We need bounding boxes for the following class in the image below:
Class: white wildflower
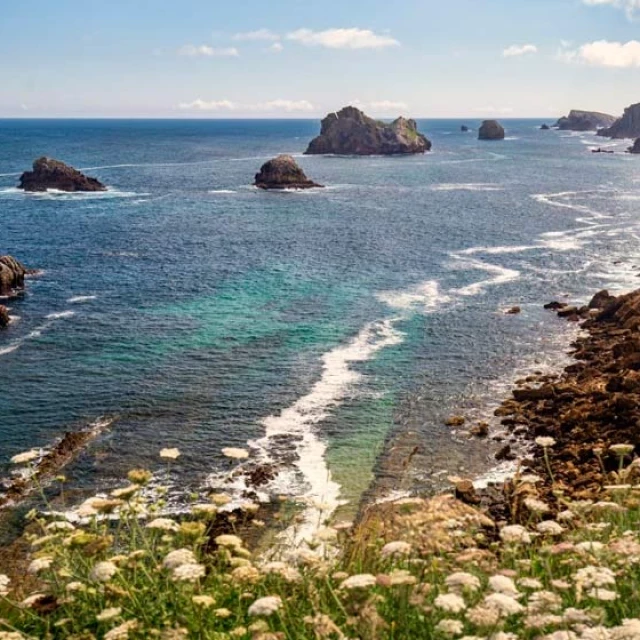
[172,563,205,583]
[28,557,53,574]
[45,521,75,532]
[518,578,543,589]
[97,607,121,622]
[574,566,616,589]
[340,574,376,590]
[163,548,197,570]
[445,572,481,593]
[535,437,556,448]
[575,541,604,553]
[215,534,244,549]
[434,593,467,613]
[192,595,216,608]
[537,521,565,536]
[588,588,618,601]
[104,620,138,640]
[611,619,640,639]
[380,541,412,558]
[581,627,613,640]
[489,574,519,597]
[524,497,550,514]
[609,444,634,456]
[528,591,562,613]
[436,619,464,636]
[146,518,179,532]
[248,595,282,617]
[500,525,531,544]
[0,574,9,596]
[90,561,118,582]
[483,593,524,615]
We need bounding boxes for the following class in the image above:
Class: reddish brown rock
[0,305,9,328]
[18,157,106,192]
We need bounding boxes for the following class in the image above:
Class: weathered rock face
[629,138,640,154]
[0,305,9,328]
[305,106,431,155]
[0,256,29,297]
[554,110,617,132]
[598,103,640,139]
[254,155,323,190]
[18,157,106,192]
[478,120,505,140]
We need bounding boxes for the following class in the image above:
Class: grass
[2,444,640,639]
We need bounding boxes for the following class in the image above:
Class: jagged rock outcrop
[254,155,323,190]
[461,125,470,132]
[305,106,431,155]
[540,124,550,130]
[478,120,505,140]
[0,256,29,297]
[598,103,640,139]
[628,138,640,154]
[554,110,617,132]
[0,305,9,328]
[18,157,106,192]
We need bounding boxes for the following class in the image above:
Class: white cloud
[560,39,640,67]
[178,99,314,113]
[233,29,280,41]
[178,45,239,57]
[369,100,409,111]
[268,42,284,53]
[502,44,538,57]
[582,0,640,18]
[286,28,399,50]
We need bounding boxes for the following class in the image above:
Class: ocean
[1,118,638,538]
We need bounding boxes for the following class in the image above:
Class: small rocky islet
[554,109,617,132]
[478,120,505,140]
[254,155,323,190]
[0,255,33,328]
[304,105,431,155]
[18,157,106,193]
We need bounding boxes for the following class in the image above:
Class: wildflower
[172,563,205,583]
[380,541,412,558]
[230,628,248,638]
[525,614,563,629]
[180,521,206,538]
[248,595,282,617]
[0,574,9,596]
[193,504,218,515]
[46,520,75,532]
[434,593,466,613]
[28,557,53,574]
[146,518,179,532]
[500,525,531,544]
[609,444,634,456]
[588,588,618,601]
[528,591,562,613]
[91,498,124,514]
[340,574,377,590]
[215,534,244,549]
[192,595,216,608]
[387,569,417,586]
[574,566,616,589]
[537,521,565,536]
[127,469,152,484]
[445,572,481,593]
[104,620,138,640]
[524,497,550,514]
[66,581,86,592]
[222,447,249,459]
[591,501,626,513]
[575,541,604,553]
[210,493,232,506]
[231,565,261,584]
[160,448,180,459]
[0,633,25,640]
[314,526,338,542]
[215,608,232,618]
[90,561,118,582]
[483,593,524,615]
[10,449,40,464]
[163,549,197,569]
[539,633,577,640]
[436,619,464,636]
[562,608,594,624]
[581,628,613,640]
[111,485,139,499]
[557,510,576,522]
[551,579,571,590]
[489,575,519,597]
[611,619,640,639]
[518,578,543,589]
[466,605,502,627]
[97,607,122,622]
[535,437,556,448]
[20,593,46,608]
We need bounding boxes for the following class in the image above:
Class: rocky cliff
[305,106,431,155]
[478,120,505,140]
[18,157,106,192]
[629,138,640,154]
[598,103,640,139]
[0,256,29,297]
[554,110,617,132]
[254,155,323,190]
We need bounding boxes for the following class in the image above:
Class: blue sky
[1,0,639,118]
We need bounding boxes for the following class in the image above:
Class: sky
[1,0,640,118]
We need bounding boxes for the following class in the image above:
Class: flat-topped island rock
[478,120,505,140]
[554,110,617,132]
[18,157,106,192]
[254,155,323,190]
[305,106,431,155]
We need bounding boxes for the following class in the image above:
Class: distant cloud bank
[560,39,640,67]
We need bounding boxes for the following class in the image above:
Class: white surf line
[0,311,76,358]
[250,317,404,549]
[67,295,97,304]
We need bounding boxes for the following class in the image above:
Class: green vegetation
[2,444,640,639]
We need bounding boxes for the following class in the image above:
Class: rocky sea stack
[554,110,617,132]
[629,138,640,154]
[0,256,30,298]
[540,124,550,130]
[254,155,323,190]
[305,106,431,155]
[599,102,640,139]
[0,305,9,328]
[18,157,106,192]
[478,120,505,140]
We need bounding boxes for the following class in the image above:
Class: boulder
[254,155,323,190]
[305,106,431,155]
[629,138,640,154]
[505,306,521,315]
[554,110,617,132]
[478,120,505,140]
[598,103,640,139]
[588,289,615,310]
[445,415,465,427]
[0,305,9,328]
[0,256,29,297]
[544,301,568,311]
[18,157,106,192]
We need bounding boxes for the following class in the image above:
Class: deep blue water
[1,118,639,521]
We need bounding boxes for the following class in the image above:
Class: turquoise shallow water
[1,119,639,523]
